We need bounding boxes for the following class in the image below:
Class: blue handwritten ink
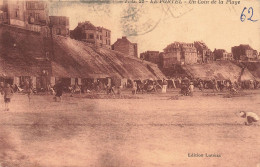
[241,7,258,22]
[247,7,258,22]
[240,7,246,22]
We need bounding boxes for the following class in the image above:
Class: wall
[113,39,130,56]
[50,16,70,37]
[4,0,49,32]
[0,24,52,77]
[162,53,179,68]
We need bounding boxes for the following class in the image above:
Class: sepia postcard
[0,0,259,166]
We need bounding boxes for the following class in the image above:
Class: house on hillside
[70,21,111,49]
[112,36,138,57]
[0,9,7,24]
[194,41,214,63]
[49,16,70,37]
[162,42,197,67]
[253,50,259,60]
[0,10,3,24]
[162,43,182,68]
[232,44,258,61]
[213,49,233,61]
[181,43,198,64]
[2,0,49,33]
[140,51,160,65]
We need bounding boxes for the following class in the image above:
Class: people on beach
[212,79,219,92]
[107,84,115,95]
[132,81,137,95]
[53,80,63,102]
[239,111,259,126]
[24,78,33,102]
[198,80,204,91]
[2,83,14,111]
[162,78,168,93]
[171,78,176,89]
[0,82,4,109]
[189,82,194,96]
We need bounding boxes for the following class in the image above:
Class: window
[59,18,66,25]
[100,35,102,40]
[56,28,61,35]
[89,34,94,39]
[46,52,49,59]
[35,13,40,20]
[15,10,19,18]
[34,3,38,9]
[82,33,87,39]
[26,2,44,10]
[38,2,44,9]
[27,2,35,9]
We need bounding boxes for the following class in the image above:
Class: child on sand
[3,83,14,111]
[239,111,259,126]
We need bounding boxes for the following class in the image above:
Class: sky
[1,0,260,54]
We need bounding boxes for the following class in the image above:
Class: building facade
[70,21,111,49]
[213,49,233,61]
[162,42,197,68]
[232,44,258,61]
[194,41,214,63]
[112,36,138,57]
[163,42,182,67]
[49,16,70,37]
[0,10,4,24]
[2,0,49,33]
[181,43,198,64]
[0,8,8,24]
[159,52,178,69]
[140,51,160,65]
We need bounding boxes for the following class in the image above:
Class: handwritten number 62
[241,7,258,22]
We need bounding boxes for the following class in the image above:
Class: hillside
[240,62,260,79]
[52,35,165,79]
[0,24,165,80]
[0,24,51,77]
[183,61,256,81]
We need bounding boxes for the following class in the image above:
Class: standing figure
[180,83,188,96]
[162,79,168,93]
[54,80,63,102]
[0,82,4,109]
[189,82,194,96]
[212,79,218,92]
[3,84,14,111]
[172,78,176,89]
[239,111,259,126]
[198,80,204,91]
[132,81,137,95]
[24,78,33,102]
